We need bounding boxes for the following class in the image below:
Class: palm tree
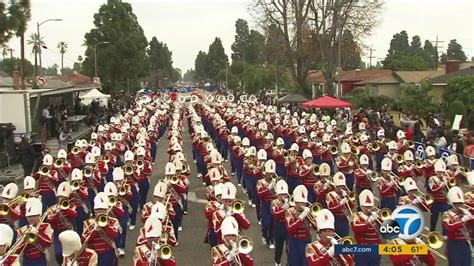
[57,41,68,75]
[9,0,31,89]
[27,33,45,76]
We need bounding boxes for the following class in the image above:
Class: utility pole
[368,47,376,69]
[429,35,444,70]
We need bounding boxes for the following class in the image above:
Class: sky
[5,0,474,73]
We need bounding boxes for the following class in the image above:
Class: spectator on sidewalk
[17,135,41,176]
[41,104,52,137]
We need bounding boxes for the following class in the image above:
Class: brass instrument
[413,192,434,212]
[368,172,379,182]
[124,164,134,176]
[89,140,96,146]
[237,236,253,254]
[419,230,447,260]
[39,165,50,176]
[351,146,360,156]
[109,196,117,207]
[305,202,322,226]
[58,199,70,210]
[369,142,381,152]
[329,146,338,155]
[333,234,356,245]
[370,207,392,222]
[102,154,110,163]
[83,167,93,178]
[395,154,404,165]
[351,136,359,143]
[310,165,319,176]
[407,140,415,149]
[0,196,27,216]
[71,146,80,154]
[166,175,179,185]
[416,160,425,169]
[157,243,173,260]
[54,159,64,168]
[282,150,289,158]
[397,176,406,187]
[71,180,82,190]
[137,159,144,168]
[231,199,244,214]
[202,136,210,142]
[118,183,130,196]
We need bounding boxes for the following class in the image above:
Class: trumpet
[282,150,289,158]
[89,140,96,146]
[166,175,179,185]
[108,196,117,207]
[39,165,50,176]
[118,183,130,196]
[124,164,134,176]
[237,236,253,254]
[54,159,64,168]
[416,160,425,169]
[71,146,80,154]
[83,167,93,178]
[328,145,338,155]
[231,199,244,214]
[406,140,415,149]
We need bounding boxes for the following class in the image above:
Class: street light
[37,18,62,75]
[94,41,110,78]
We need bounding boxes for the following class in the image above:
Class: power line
[429,35,444,70]
[368,47,376,69]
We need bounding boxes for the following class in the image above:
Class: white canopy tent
[80,88,110,107]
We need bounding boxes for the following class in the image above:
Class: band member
[299,149,317,203]
[18,198,53,266]
[398,150,423,180]
[103,182,126,256]
[67,141,86,169]
[286,185,317,266]
[164,162,187,239]
[242,147,258,207]
[48,181,78,264]
[70,168,90,236]
[335,142,356,191]
[271,180,290,266]
[32,154,59,210]
[0,183,21,231]
[211,216,254,266]
[379,158,399,211]
[213,182,251,244]
[54,149,71,182]
[443,186,473,266]
[313,163,332,208]
[59,230,98,266]
[285,143,303,193]
[206,168,223,201]
[429,160,451,234]
[136,203,177,247]
[354,154,372,195]
[351,190,381,266]
[446,154,466,184]
[423,146,437,192]
[321,134,335,175]
[142,182,176,224]
[257,160,277,249]
[136,146,152,209]
[389,236,436,266]
[82,193,120,265]
[123,150,140,230]
[205,183,224,247]
[0,224,19,265]
[134,217,177,266]
[399,177,432,211]
[327,172,355,237]
[306,209,354,266]
[113,167,132,255]
[19,176,39,227]
[273,137,287,178]
[374,129,387,171]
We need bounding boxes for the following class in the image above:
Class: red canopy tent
[302,95,352,108]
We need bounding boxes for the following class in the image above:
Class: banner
[470,157,474,170]
[438,148,452,161]
[414,142,425,160]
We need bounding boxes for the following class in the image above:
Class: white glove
[368,213,378,224]
[412,197,421,204]
[268,181,275,190]
[299,207,310,220]
[327,245,335,257]
[152,241,161,251]
[340,198,348,205]
[349,161,354,167]
[226,209,234,217]
[330,237,338,245]
[94,223,101,231]
[225,249,238,261]
[29,226,38,234]
[324,181,331,189]
[461,214,473,223]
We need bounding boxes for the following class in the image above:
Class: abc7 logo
[379,205,424,240]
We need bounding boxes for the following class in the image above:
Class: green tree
[194,51,208,81]
[247,30,265,64]
[206,37,228,81]
[399,82,440,116]
[383,31,430,70]
[61,67,73,75]
[57,41,68,74]
[340,30,362,70]
[8,0,31,89]
[83,0,148,92]
[445,39,467,62]
[0,57,33,76]
[0,1,30,45]
[170,68,181,83]
[423,40,437,70]
[147,36,174,88]
[409,35,423,55]
[444,76,474,109]
[44,64,59,76]
[73,55,83,73]
[231,19,249,61]
[182,69,196,82]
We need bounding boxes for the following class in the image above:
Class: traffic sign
[36,76,47,86]
[93,77,101,85]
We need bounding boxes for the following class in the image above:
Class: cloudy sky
[5,0,473,73]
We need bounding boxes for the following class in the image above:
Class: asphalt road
[117,111,448,265]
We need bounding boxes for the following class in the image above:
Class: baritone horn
[231,199,244,213]
[237,236,253,254]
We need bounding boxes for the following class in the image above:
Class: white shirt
[42,108,52,119]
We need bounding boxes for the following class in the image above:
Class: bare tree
[254,0,382,95]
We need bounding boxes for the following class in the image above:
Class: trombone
[328,145,338,155]
[351,146,360,156]
[406,140,415,149]
[39,165,50,176]
[395,154,404,165]
[71,146,80,154]
[311,164,320,176]
[231,199,244,214]
[333,234,356,245]
[237,236,253,254]
[414,191,434,211]
[54,159,64,168]
[419,230,447,260]
[370,207,392,223]
[369,142,381,152]
[136,159,144,168]
[0,196,27,216]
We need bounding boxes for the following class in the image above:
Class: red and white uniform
[136,221,177,247]
[306,240,353,266]
[134,242,176,266]
[212,209,250,244]
[285,207,315,241]
[82,217,120,255]
[351,212,380,245]
[18,223,53,260]
[32,168,59,195]
[389,238,435,266]
[211,243,254,266]
[63,248,98,266]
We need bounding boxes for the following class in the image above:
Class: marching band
[0,91,471,266]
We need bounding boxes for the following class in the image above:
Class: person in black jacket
[17,135,40,176]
